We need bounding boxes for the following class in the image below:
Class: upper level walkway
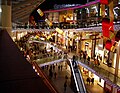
[13,24,120,33]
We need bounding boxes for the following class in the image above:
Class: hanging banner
[100,0,108,5]
[45,18,53,27]
[105,40,112,51]
[102,18,110,38]
[37,9,44,17]
[55,27,64,35]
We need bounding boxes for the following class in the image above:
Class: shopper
[64,81,67,92]
[60,65,63,71]
[83,52,86,63]
[87,56,90,65]
[86,77,90,85]
[54,72,57,79]
[65,75,68,82]
[91,78,94,84]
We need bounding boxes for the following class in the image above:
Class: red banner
[102,18,110,38]
[105,40,112,51]
[100,0,108,5]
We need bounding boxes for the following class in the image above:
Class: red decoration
[102,18,114,38]
[102,18,110,37]
[109,21,114,31]
[105,40,112,50]
[100,0,108,5]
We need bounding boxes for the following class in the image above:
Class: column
[76,36,79,54]
[1,0,12,36]
[114,41,120,83]
[55,32,58,44]
[79,32,82,59]
[109,0,114,22]
[65,30,69,51]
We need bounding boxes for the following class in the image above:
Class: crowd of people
[86,77,94,85]
[41,62,70,92]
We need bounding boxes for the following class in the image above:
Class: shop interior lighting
[37,73,40,76]
[0,7,2,13]
[113,9,118,17]
[114,7,119,10]
[86,8,90,13]
[35,69,37,72]
[91,6,98,12]
[33,66,35,69]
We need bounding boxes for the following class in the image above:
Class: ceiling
[11,0,119,25]
[12,0,44,25]
[11,0,89,25]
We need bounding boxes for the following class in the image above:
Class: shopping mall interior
[0,0,120,93]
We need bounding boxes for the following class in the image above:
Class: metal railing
[78,58,120,86]
[32,62,59,93]
[13,17,120,30]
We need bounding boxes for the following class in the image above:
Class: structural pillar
[76,36,79,54]
[0,0,12,36]
[55,32,58,44]
[101,4,105,18]
[79,32,82,59]
[109,0,114,22]
[114,41,120,83]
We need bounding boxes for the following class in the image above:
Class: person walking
[87,56,90,65]
[60,65,63,71]
[86,77,91,85]
[64,81,67,92]
[91,78,94,84]
[65,75,68,82]
[54,72,57,79]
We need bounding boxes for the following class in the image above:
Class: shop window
[90,5,98,17]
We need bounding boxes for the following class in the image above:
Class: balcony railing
[13,17,120,30]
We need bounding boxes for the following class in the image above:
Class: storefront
[80,66,105,88]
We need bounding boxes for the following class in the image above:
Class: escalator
[68,58,87,93]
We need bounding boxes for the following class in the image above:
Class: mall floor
[42,61,105,93]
